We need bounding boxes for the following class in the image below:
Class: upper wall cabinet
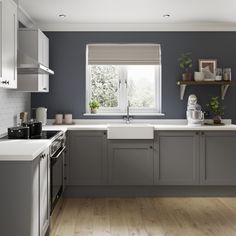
[0,0,17,89]
[17,29,50,92]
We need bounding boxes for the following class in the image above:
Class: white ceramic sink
[107,124,154,139]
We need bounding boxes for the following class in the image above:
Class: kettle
[36,107,47,125]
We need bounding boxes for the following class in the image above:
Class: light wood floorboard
[50,198,236,236]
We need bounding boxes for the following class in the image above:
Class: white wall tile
[0,88,30,135]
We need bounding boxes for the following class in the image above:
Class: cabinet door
[38,75,49,92]
[0,0,17,88]
[157,132,199,185]
[108,140,154,185]
[200,131,236,185]
[38,31,49,92]
[0,1,2,82]
[39,148,50,236]
[17,29,49,92]
[68,131,107,185]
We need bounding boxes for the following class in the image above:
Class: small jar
[215,68,222,81]
[55,114,63,124]
[64,114,73,124]
[223,68,231,81]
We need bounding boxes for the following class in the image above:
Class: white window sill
[83,113,165,116]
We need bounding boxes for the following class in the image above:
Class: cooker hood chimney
[17,50,54,75]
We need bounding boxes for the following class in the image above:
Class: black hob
[30,130,60,139]
[1,130,61,140]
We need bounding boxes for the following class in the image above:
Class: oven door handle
[51,146,66,159]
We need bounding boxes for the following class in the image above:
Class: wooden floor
[50,197,236,236]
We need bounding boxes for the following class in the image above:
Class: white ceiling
[18,0,236,31]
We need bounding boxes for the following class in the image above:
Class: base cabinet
[200,131,236,185]
[68,131,107,185]
[156,132,200,185]
[0,148,50,236]
[108,140,154,185]
[66,130,236,188]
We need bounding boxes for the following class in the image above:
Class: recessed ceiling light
[163,14,170,18]
[59,14,66,18]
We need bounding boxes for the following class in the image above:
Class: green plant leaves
[178,52,193,72]
[89,99,100,109]
[206,96,224,116]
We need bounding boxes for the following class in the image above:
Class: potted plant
[178,52,193,81]
[206,96,224,124]
[89,100,100,114]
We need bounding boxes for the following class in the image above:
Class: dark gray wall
[31,32,236,121]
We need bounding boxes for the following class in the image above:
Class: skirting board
[64,186,236,198]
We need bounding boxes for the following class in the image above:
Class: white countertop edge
[154,125,236,131]
[0,141,51,161]
[68,125,236,131]
[43,121,236,132]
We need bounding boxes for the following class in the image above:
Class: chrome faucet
[123,102,132,123]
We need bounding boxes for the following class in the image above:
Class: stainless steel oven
[50,131,66,214]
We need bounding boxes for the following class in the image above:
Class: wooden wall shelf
[177,80,236,100]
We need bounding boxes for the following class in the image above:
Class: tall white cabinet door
[39,148,50,236]
[0,0,17,88]
[0,1,2,81]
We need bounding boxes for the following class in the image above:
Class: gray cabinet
[67,130,236,188]
[0,0,17,88]
[0,148,50,236]
[156,131,200,185]
[200,131,236,185]
[108,140,154,185]
[68,131,107,185]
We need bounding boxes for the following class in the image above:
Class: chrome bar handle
[51,146,66,159]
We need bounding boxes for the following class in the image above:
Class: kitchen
[1,0,236,235]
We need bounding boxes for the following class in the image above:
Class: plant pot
[91,108,97,114]
[182,72,192,81]
[213,115,221,124]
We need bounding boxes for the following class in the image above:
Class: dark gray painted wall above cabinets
[31,32,236,121]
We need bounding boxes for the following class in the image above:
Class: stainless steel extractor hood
[17,50,54,75]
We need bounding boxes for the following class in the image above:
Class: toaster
[8,126,30,139]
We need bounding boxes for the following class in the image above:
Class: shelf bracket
[221,84,229,100]
[180,84,187,100]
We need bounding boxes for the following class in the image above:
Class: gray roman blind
[87,44,161,65]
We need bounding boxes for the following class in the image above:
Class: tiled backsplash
[0,88,30,135]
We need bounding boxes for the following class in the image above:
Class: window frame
[86,64,162,114]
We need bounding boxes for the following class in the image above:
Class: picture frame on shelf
[199,59,217,80]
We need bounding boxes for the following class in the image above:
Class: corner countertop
[1,119,236,161]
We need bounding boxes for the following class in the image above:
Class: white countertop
[0,139,51,161]
[43,124,108,131]
[1,119,236,161]
[153,124,236,131]
[43,123,236,131]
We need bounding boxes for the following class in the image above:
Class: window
[86,44,161,114]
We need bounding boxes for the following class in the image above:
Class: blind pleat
[87,44,161,65]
